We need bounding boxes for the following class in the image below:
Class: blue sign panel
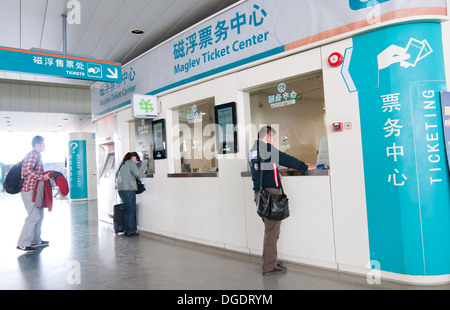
[68,140,88,200]
[0,46,122,83]
[342,23,450,276]
[0,162,3,185]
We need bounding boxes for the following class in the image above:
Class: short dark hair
[258,126,276,140]
[31,135,44,147]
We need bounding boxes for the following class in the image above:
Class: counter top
[240,169,329,177]
[147,171,327,178]
[167,173,219,178]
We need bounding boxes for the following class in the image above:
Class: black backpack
[4,153,39,194]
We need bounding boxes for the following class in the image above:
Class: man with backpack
[16,136,50,252]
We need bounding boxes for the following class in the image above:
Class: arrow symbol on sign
[341,47,356,92]
[106,68,118,79]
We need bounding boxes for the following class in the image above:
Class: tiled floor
[1,192,449,290]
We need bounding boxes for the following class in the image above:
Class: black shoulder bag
[135,178,145,194]
[256,157,290,221]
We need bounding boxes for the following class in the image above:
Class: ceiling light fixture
[131,29,144,35]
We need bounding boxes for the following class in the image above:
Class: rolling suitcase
[113,203,124,234]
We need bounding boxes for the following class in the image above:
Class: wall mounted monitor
[214,102,238,154]
[152,119,167,159]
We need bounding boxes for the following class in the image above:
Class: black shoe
[125,232,139,237]
[17,246,36,252]
[262,265,287,276]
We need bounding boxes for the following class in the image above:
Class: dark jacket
[248,140,308,192]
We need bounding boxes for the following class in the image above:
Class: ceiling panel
[0,1,21,48]
[115,0,180,63]
[91,0,150,61]
[39,0,67,51]
[64,0,100,55]
[75,0,126,57]
[20,0,47,50]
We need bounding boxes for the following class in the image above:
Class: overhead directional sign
[0,45,122,83]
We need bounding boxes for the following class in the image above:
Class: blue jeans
[118,190,137,234]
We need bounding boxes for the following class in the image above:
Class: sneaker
[31,241,49,247]
[17,246,36,252]
[262,265,287,276]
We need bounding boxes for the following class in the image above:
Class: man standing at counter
[248,126,316,276]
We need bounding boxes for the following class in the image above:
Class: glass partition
[135,118,155,176]
[172,99,218,173]
[249,71,328,168]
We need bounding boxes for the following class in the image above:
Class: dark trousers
[118,190,137,234]
[254,188,282,273]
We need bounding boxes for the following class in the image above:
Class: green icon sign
[139,99,154,113]
[133,94,158,119]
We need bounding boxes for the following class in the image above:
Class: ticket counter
[124,48,338,267]
[91,1,450,284]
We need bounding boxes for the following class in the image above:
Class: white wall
[321,40,371,272]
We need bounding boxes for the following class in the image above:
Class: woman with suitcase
[115,152,141,236]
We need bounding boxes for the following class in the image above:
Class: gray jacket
[115,159,141,191]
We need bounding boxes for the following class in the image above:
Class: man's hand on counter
[307,164,317,170]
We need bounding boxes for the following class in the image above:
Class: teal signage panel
[0,162,3,184]
[0,46,122,83]
[68,140,88,200]
[343,23,450,276]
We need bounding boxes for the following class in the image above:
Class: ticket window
[135,118,155,176]
[249,71,328,168]
[172,99,218,173]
